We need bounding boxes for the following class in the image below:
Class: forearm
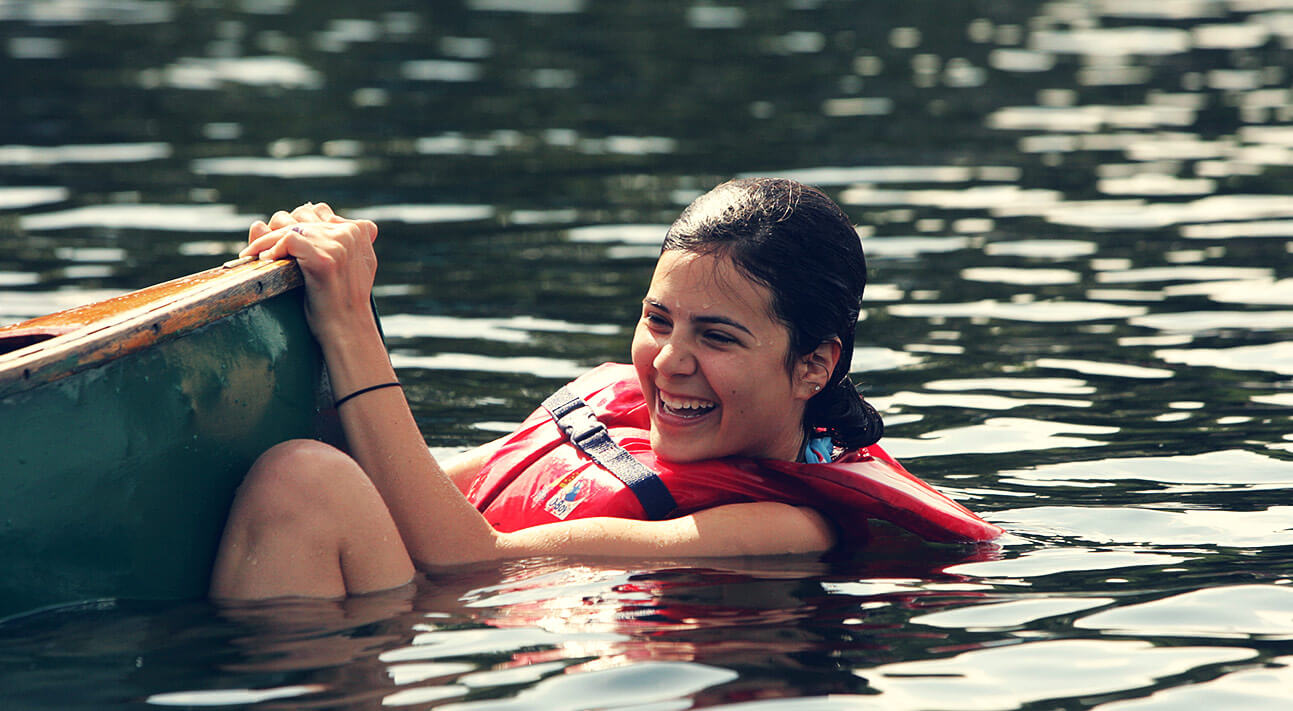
[493,502,835,560]
[319,316,502,566]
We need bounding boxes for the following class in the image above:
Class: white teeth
[660,393,715,414]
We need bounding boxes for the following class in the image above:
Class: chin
[649,431,709,464]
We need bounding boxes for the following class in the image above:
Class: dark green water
[2,1,1292,708]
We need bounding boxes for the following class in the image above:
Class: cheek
[629,325,656,369]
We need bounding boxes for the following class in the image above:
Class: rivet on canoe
[151,323,161,333]
[22,368,30,379]
[255,281,264,294]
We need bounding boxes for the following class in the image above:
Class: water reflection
[857,639,1255,711]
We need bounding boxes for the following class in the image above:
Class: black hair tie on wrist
[334,381,402,408]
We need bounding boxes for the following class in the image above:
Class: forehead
[647,250,776,321]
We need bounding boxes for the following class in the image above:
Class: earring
[813,384,822,392]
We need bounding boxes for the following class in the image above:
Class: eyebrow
[643,298,755,336]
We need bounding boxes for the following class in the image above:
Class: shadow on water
[1,0,1292,708]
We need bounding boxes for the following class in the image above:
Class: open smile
[657,391,717,420]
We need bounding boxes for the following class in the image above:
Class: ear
[794,337,842,400]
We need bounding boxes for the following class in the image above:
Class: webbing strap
[542,387,677,520]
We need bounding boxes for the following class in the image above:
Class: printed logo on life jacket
[542,471,591,520]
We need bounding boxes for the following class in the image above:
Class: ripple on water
[380,313,618,343]
[388,352,587,380]
[565,224,669,244]
[0,143,171,165]
[147,684,326,707]
[401,59,484,83]
[910,596,1115,630]
[1095,265,1271,284]
[1164,277,1293,306]
[850,346,923,372]
[1075,584,1293,639]
[923,377,1095,396]
[858,236,972,257]
[990,505,1293,547]
[18,204,261,233]
[945,548,1193,580]
[1034,358,1174,379]
[1097,655,1293,711]
[873,391,1090,412]
[1182,219,1293,239]
[856,639,1253,711]
[423,661,737,711]
[998,449,1293,491]
[191,156,361,178]
[1130,310,1293,332]
[1157,340,1293,375]
[982,239,1097,259]
[148,56,322,90]
[354,203,497,224]
[0,186,69,210]
[888,300,1149,323]
[959,267,1082,285]
[880,417,1118,458]
[379,626,623,664]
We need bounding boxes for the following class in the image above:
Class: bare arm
[440,436,507,494]
[241,204,834,569]
[494,502,835,560]
[242,204,501,565]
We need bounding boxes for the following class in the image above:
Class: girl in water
[211,178,996,600]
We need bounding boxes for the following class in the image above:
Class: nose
[653,339,696,378]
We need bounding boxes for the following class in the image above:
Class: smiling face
[630,249,818,463]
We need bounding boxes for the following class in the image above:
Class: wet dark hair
[661,177,883,451]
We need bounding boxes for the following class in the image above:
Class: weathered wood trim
[0,259,304,398]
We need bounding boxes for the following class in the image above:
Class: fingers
[250,226,318,262]
[313,202,337,221]
[239,221,372,260]
[248,220,271,243]
[240,227,293,259]
[266,210,296,231]
[291,202,332,223]
[244,203,374,255]
[263,202,326,233]
[255,229,301,262]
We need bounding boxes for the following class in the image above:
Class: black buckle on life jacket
[554,404,608,448]
[541,386,677,520]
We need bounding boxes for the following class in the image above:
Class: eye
[643,311,671,330]
[703,330,739,345]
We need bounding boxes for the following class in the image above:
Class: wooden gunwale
[0,258,303,399]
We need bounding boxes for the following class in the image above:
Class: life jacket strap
[542,387,678,520]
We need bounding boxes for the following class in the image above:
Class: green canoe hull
[0,261,330,619]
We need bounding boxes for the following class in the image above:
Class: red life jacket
[466,363,1001,543]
